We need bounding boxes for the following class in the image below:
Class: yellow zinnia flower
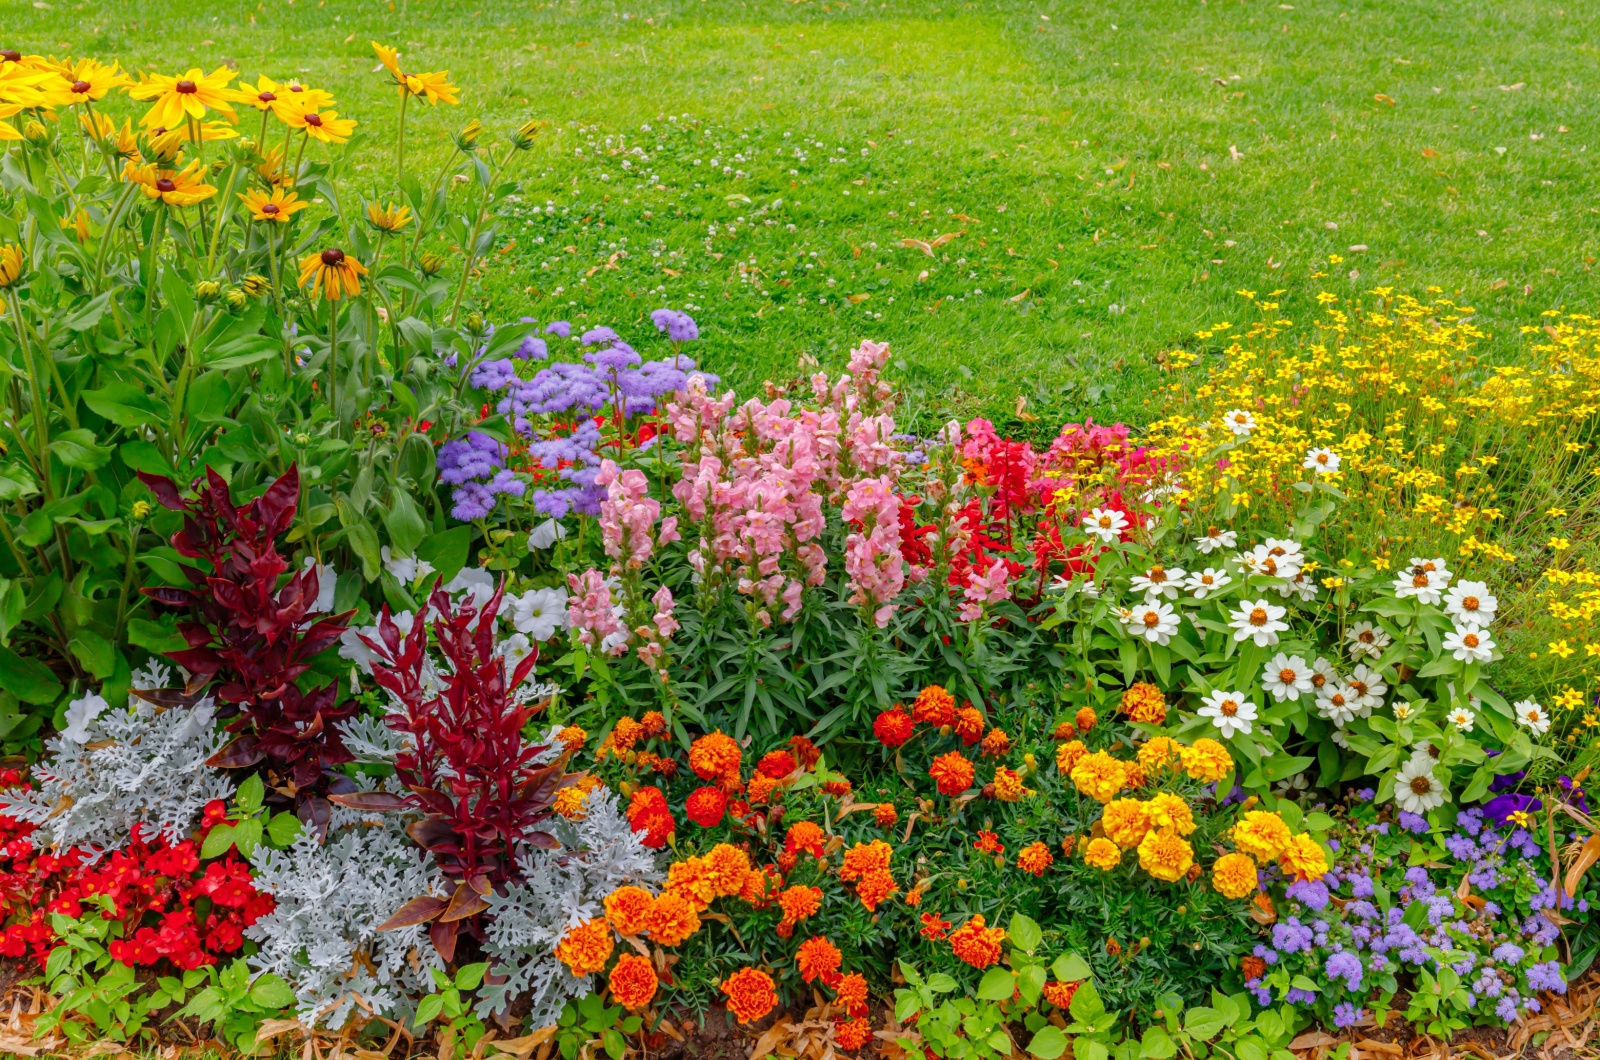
[122,158,217,206]
[280,103,357,145]
[0,244,24,288]
[127,66,242,129]
[298,248,367,301]
[364,202,413,232]
[401,70,460,106]
[239,187,308,224]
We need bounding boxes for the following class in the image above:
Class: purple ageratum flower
[1286,878,1329,911]
[1272,918,1314,955]
[584,341,641,370]
[1495,995,1520,1022]
[1285,988,1316,1006]
[1426,894,1456,926]
[546,320,572,338]
[1332,1002,1364,1028]
[1474,968,1504,998]
[1457,807,1485,835]
[1351,788,1376,802]
[581,326,622,346]
[471,357,520,391]
[1398,811,1431,834]
[1252,943,1278,965]
[516,335,550,360]
[436,432,523,521]
[1493,942,1526,963]
[1523,914,1560,946]
[650,307,699,342]
[1348,900,1379,921]
[1326,950,1364,992]
[1526,961,1566,994]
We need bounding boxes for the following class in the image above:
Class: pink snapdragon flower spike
[842,475,906,627]
[566,570,624,654]
[959,557,1014,623]
[595,459,664,568]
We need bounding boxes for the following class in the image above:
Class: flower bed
[0,45,1597,1060]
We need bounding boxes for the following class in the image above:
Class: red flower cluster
[627,786,676,848]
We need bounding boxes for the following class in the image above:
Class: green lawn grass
[10,0,1599,432]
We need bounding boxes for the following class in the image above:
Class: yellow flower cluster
[1062,736,1232,803]
[1090,792,1198,883]
[1208,809,1329,899]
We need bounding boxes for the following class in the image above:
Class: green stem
[396,90,409,186]
[328,302,340,432]
[206,160,242,275]
[292,130,310,185]
[8,290,54,502]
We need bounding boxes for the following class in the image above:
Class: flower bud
[194,280,221,304]
[511,118,542,150]
[241,273,271,297]
[453,118,484,151]
[418,251,445,275]
[23,120,48,144]
[223,288,248,310]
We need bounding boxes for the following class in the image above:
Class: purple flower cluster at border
[437,431,525,520]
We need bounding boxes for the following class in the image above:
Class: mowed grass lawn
[9,0,1600,433]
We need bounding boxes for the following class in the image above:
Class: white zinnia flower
[1442,626,1495,663]
[1448,707,1476,732]
[527,517,569,551]
[508,587,570,642]
[1082,507,1129,543]
[1315,684,1359,726]
[1345,621,1391,661]
[1309,656,1339,695]
[1241,543,1303,580]
[1131,565,1186,600]
[1195,527,1237,554]
[381,546,435,585]
[1185,567,1233,599]
[1198,689,1258,739]
[1124,600,1181,645]
[1392,567,1447,606]
[1303,447,1341,474]
[1443,580,1497,629]
[1346,663,1387,713]
[1514,699,1550,735]
[1228,598,1288,646]
[1392,757,1447,814]
[1392,701,1415,722]
[1222,409,1256,436]
[1261,653,1313,702]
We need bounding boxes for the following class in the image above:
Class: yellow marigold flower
[1137,829,1194,883]
[1120,681,1168,724]
[980,727,1012,758]
[1070,751,1128,803]
[298,248,367,301]
[0,244,23,288]
[1083,836,1122,871]
[646,891,700,946]
[238,186,308,224]
[1055,739,1087,774]
[556,725,588,750]
[1145,792,1196,837]
[1211,852,1259,899]
[1121,760,1148,790]
[126,66,242,129]
[1231,811,1291,862]
[705,843,752,897]
[554,918,613,977]
[1075,706,1098,732]
[365,201,413,232]
[1138,736,1183,770]
[552,774,600,819]
[992,766,1027,802]
[1100,798,1150,849]
[1180,738,1233,783]
[123,158,216,206]
[402,69,461,106]
[1278,833,1329,881]
[665,855,719,910]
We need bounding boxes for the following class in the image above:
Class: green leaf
[1070,981,1105,1023]
[1075,1039,1110,1060]
[1008,913,1042,955]
[894,990,922,1021]
[267,811,303,847]
[925,973,958,994]
[1183,1006,1229,1041]
[83,381,166,427]
[184,372,234,425]
[1289,975,1320,995]
[456,962,489,991]
[384,489,428,557]
[68,631,117,680]
[231,817,264,857]
[49,429,113,471]
[200,823,237,860]
[127,616,189,654]
[0,646,62,705]
[1051,952,1093,983]
[1235,1037,1270,1060]
[604,1029,626,1060]
[247,973,296,1010]
[414,993,444,1027]
[235,773,265,814]
[977,968,1016,1001]
[1026,1027,1068,1060]
[416,525,472,586]
[1141,1026,1177,1060]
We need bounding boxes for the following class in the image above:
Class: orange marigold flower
[796,935,843,983]
[904,880,925,907]
[1120,681,1168,724]
[707,844,753,897]
[609,952,659,1010]
[1241,955,1267,981]
[686,786,728,828]
[834,1017,873,1051]
[854,869,898,911]
[789,735,822,769]
[954,705,985,745]
[777,884,823,935]
[1052,720,1078,740]
[1083,836,1122,870]
[666,856,719,910]
[690,731,742,781]
[833,971,869,1016]
[874,802,898,827]
[992,766,1027,802]
[1278,833,1329,882]
[557,725,588,750]
[553,774,601,819]
[784,820,827,858]
[747,773,779,804]
[1231,811,1291,861]
[948,914,1006,969]
[1180,738,1233,783]
[920,911,952,940]
[1075,706,1097,732]
[1055,739,1087,775]
[625,785,675,849]
[1041,980,1079,1009]
[1100,799,1150,849]
[929,752,976,796]
[554,919,613,977]
[913,684,956,726]
[1121,760,1148,790]
[1070,751,1127,803]
[1136,829,1194,883]
[647,891,701,946]
[640,710,667,737]
[1138,736,1184,770]
[1018,841,1053,876]
[974,829,1005,855]
[1145,792,1195,836]
[604,885,655,936]
[1211,852,1259,899]
[614,716,645,752]
[1061,834,1078,856]
[758,750,798,778]
[980,727,1012,757]
[873,707,915,747]
[840,840,892,881]
[823,779,853,798]
[740,867,775,906]
[721,967,778,1024]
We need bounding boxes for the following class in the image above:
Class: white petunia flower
[444,566,498,610]
[303,557,338,613]
[1185,567,1233,599]
[1123,600,1181,645]
[381,547,435,586]
[1261,653,1313,702]
[496,632,536,671]
[1222,409,1257,436]
[1228,598,1289,646]
[1514,699,1550,735]
[1345,621,1391,661]
[1392,758,1446,815]
[527,518,569,551]
[1131,565,1186,600]
[508,587,570,642]
[1442,626,1495,663]
[1197,689,1258,739]
[1443,580,1497,629]
[1303,447,1341,474]
[1082,507,1129,543]
[60,692,110,744]
[1195,527,1237,554]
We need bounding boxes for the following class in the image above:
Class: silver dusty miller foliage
[477,787,662,1023]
